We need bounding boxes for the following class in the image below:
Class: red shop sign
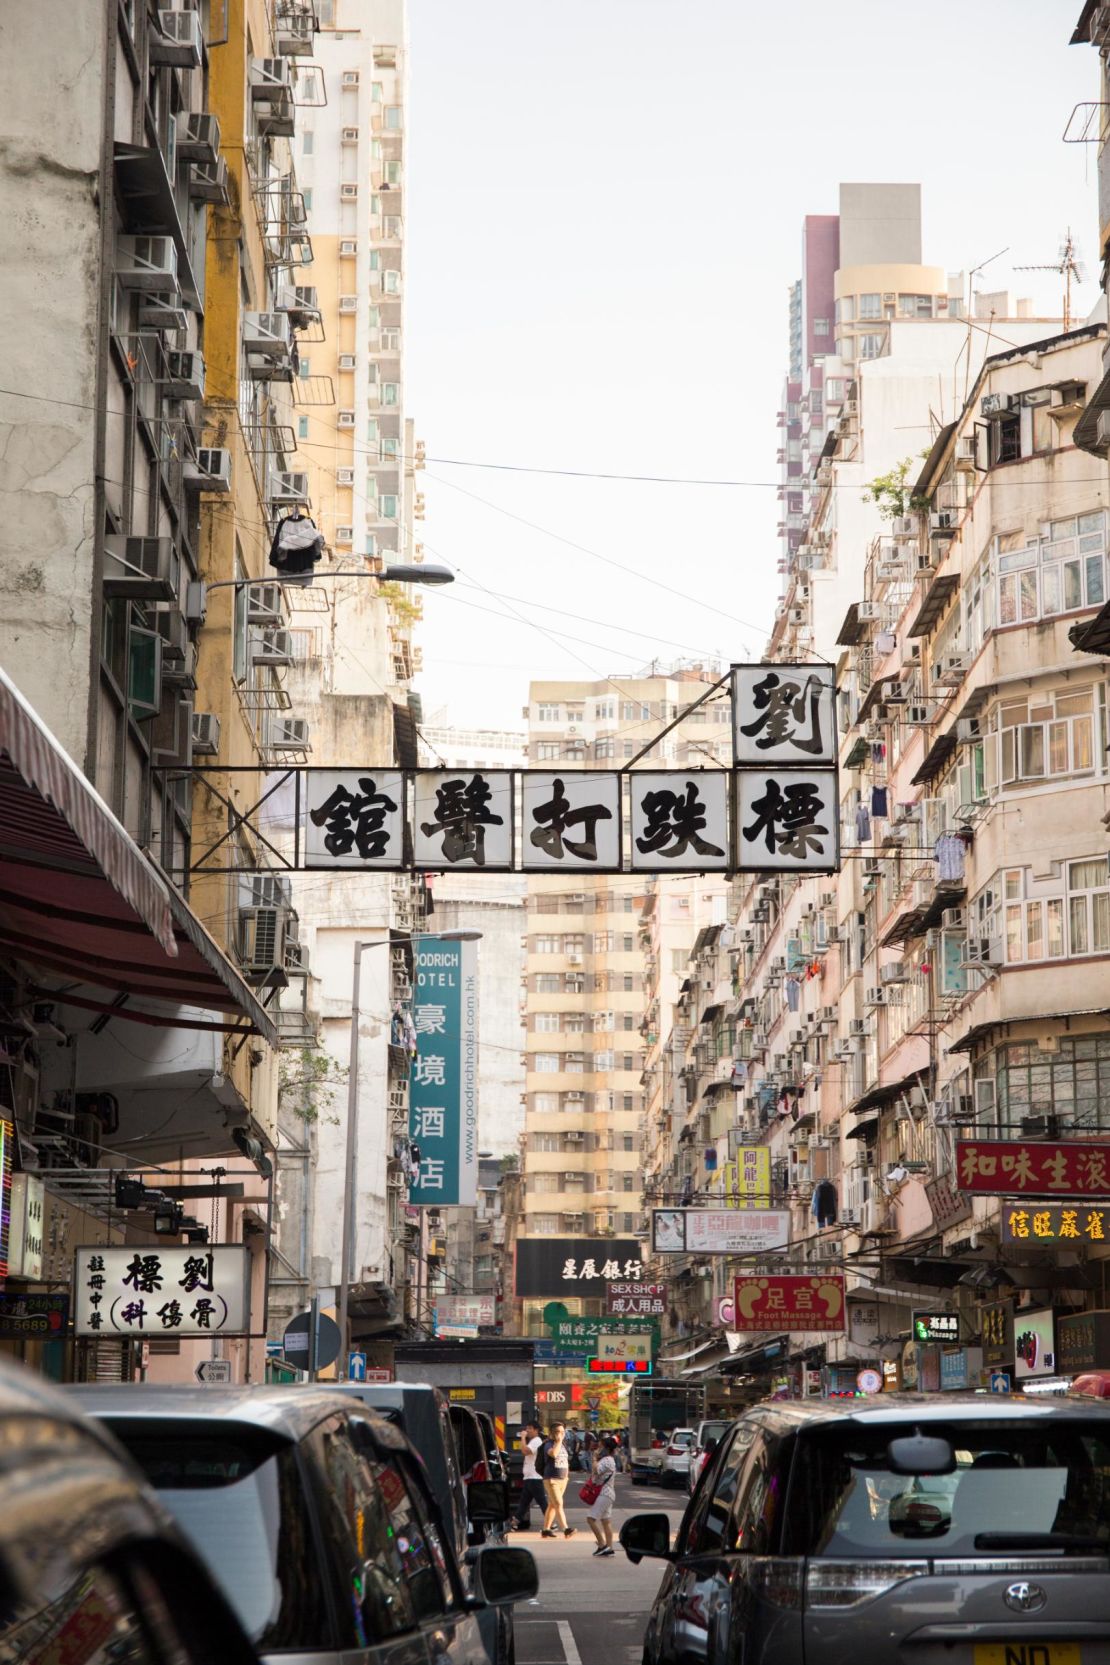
[956,1140,1110,1196]
[733,1274,846,1333]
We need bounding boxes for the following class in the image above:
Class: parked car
[622,1394,1110,1665]
[662,1425,697,1483]
[688,1419,733,1495]
[0,1358,259,1663]
[332,1380,516,1665]
[70,1384,535,1665]
[475,1408,509,1482]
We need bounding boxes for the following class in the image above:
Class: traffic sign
[990,1370,1012,1395]
[856,1368,882,1395]
[348,1350,367,1381]
[196,1358,231,1385]
[282,1308,341,1371]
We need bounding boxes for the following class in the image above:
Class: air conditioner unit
[151,9,203,67]
[184,446,231,494]
[188,156,230,204]
[339,239,358,256]
[966,935,1004,969]
[941,906,967,932]
[338,295,358,314]
[178,114,221,165]
[276,9,314,53]
[930,511,956,536]
[955,435,978,470]
[191,712,220,756]
[857,601,879,622]
[336,467,355,486]
[906,704,931,724]
[891,515,917,540]
[789,606,807,625]
[334,525,354,544]
[840,1208,861,1227]
[250,57,292,96]
[116,235,178,292]
[342,69,360,85]
[957,717,981,744]
[864,986,887,1007]
[849,1018,868,1038]
[165,350,205,401]
[565,1130,584,1143]
[265,716,311,750]
[341,183,359,200]
[249,628,294,667]
[934,653,970,685]
[884,680,908,704]
[338,353,357,370]
[338,410,356,428]
[238,906,289,976]
[981,391,1017,418]
[103,536,178,602]
[877,560,906,579]
[915,552,939,577]
[342,125,360,142]
[243,312,293,374]
[246,583,284,623]
[268,470,309,505]
[1020,1113,1059,1139]
[880,961,907,986]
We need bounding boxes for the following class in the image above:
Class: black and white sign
[196,1358,232,1384]
[74,1246,250,1337]
[732,665,836,766]
[514,1237,643,1298]
[521,771,621,870]
[735,769,839,872]
[630,772,729,871]
[413,770,514,870]
[305,769,405,868]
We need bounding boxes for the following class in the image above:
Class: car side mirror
[471,1546,539,1607]
[467,1478,510,1523]
[619,1513,675,1564]
[887,1431,955,1475]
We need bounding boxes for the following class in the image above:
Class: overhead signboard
[409,938,478,1207]
[514,1239,643,1298]
[595,1331,651,1362]
[732,665,836,767]
[587,1357,651,1374]
[652,1208,789,1256]
[956,1140,1110,1196]
[74,1246,250,1337]
[733,1274,846,1334]
[1057,1309,1110,1373]
[980,1300,1013,1368]
[0,1118,12,1288]
[628,771,729,871]
[913,1311,960,1344]
[1000,1200,1110,1244]
[1014,1307,1057,1380]
[435,1294,496,1328]
[550,1315,659,1348]
[606,1281,666,1317]
[720,1146,772,1209]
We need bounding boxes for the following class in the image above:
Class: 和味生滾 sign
[73,1246,250,1337]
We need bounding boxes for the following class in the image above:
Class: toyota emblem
[1004,1583,1047,1613]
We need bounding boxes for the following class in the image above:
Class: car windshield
[700,1423,730,1445]
[117,1428,327,1648]
[785,1420,1110,1558]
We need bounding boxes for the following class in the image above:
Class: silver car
[621,1393,1110,1665]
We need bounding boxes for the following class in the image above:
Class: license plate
[975,1646,1081,1665]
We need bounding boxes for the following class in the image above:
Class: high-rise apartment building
[515,667,728,1334]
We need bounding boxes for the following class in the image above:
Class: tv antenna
[1015,229,1085,332]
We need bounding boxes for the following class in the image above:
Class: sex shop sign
[292,665,840,878]
[73,1246,250,1337]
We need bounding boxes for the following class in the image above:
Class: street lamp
[200,562,454,599]
[336,929,482,1375]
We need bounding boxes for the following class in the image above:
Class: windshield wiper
[975,1532,1106,1552]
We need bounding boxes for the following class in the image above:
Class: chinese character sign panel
[733,1274,846,1333]
[434,1294,496,1328]
[514,1238,643,1298]
[0,1118,11,1287]
[409,939,479,1207]
[1000,1201,1110,1244]
[629,772,729,872]
[73,1246,250,1336]
[521,771,620,870]
[413,771,513,870]
[732,665,836,767]
[553,1316,658,1346]
[305,770,405,868]
[606,1281,667,1317]
[652,1208,789,1255]
[735,1145,772,1206]
[913,1312,959,1344]
[956,1140,1110,1195]
[736,769,838,872]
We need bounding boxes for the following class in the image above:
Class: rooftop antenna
[1015,229,1085,332]
[961,246,1008,405]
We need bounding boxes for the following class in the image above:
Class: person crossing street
[509,1420,547,1532]
[586,1436,618,1557]
[539,1422,575,1538]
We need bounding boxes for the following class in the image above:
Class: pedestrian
[510,1420,547,1532]
[586,1436,618,1557]
[540,1421,575,1538]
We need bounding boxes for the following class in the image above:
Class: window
[826,377,845,400]
[537,704,560,721]
[371,80,383,101]
[622,1173,635,1192]
[534,1054,560,1073]
[998,687,1094,786]
[531,1133,562,1153]
[382,382,399,405]
[813,318,829,336]
[381,493,399,520]
[532,935,559,954]
[536,974,561,993]
[365,536,377,558]
[595,700,615,719]
[297,415,309,439]
[1069,858,1110,957]
[623,974,634,991]
[385,160,402,185]
[385,105,403,129]
[594,738,615,759]
[232,545,249,683]
[682,1426,757,1555]
[535,1012,561,1033]
[383,271,400,294]
[531,1172,560,1191]
[595,1050,615,1072]
[298,356,311,379]
[835,296,855,324]
[302,130,314,154]
[623,1093,635,1111]
[858,332,885,360]
[622,934,634,952]
[537,743,560,760]
[531,1214,560,1233]
[301,187,312,211]
[622,1134,635,1152]
[622,1014,635,1031]
[532,1093,558,1112]
[898,293,934,317]
[622,1053,635,1071]
[858,293,881,319]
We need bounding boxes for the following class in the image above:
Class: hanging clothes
[402,1010,418,1055]
[875,630,897,657]
[268,511,325,578]
[811,1178,838,1228]
[871,741,886,765]
[855,803,872,843]
[936,830,966,884]
[871,785,889,819]
[785,975,801,1012]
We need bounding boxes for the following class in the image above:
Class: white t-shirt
[522,1435,542,1479]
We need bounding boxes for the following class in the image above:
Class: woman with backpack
[539,1422,575,1538]
[585,1436,619,1556]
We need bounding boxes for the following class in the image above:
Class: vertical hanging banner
[409,939,479,1205]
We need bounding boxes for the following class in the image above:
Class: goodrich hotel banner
[409,939,478,1206]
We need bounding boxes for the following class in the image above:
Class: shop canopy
[0,669,275,1043]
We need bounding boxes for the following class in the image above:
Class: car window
[1,1559,167,1663]
[682,1424,756,1555]
[119,1427,328,1650]
[731,1428,788,1555]
[785,1420,1110,1558]
[369,1454,457,1618]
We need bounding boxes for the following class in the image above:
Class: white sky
[404,0,1101,729]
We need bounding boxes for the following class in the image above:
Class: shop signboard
[595,1331,651,1362]
[733,1274,845,1333]
[1000,1200,1110,1244]
[409,938,478,1207]
[587,1357,650,1374]
[940,1348,968,1391]
[653,1208,789,1255]
[0,1117,11,1288]
[0,1291,68,1340]
[535,1384,570,1414]
[1014,1307,1057,1380]
[956,1140,1110,1196]
[73,1246,250,1337]
[515,1239,643,1298]
[551,1315,659,1350]
[434,1295,495,1329]
[913,1311,960,1344]
[1057,1309,1110,1374]
[606,1281,666,1317]
[980,1300,1013,1368]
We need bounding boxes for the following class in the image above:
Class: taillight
[805,1560,929,1608]
[748,1559,804,1609]
[470,1461,488,1483]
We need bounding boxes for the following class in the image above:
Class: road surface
[511,1475,687,1665]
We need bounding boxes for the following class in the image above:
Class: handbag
[578,1479,602,1505]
